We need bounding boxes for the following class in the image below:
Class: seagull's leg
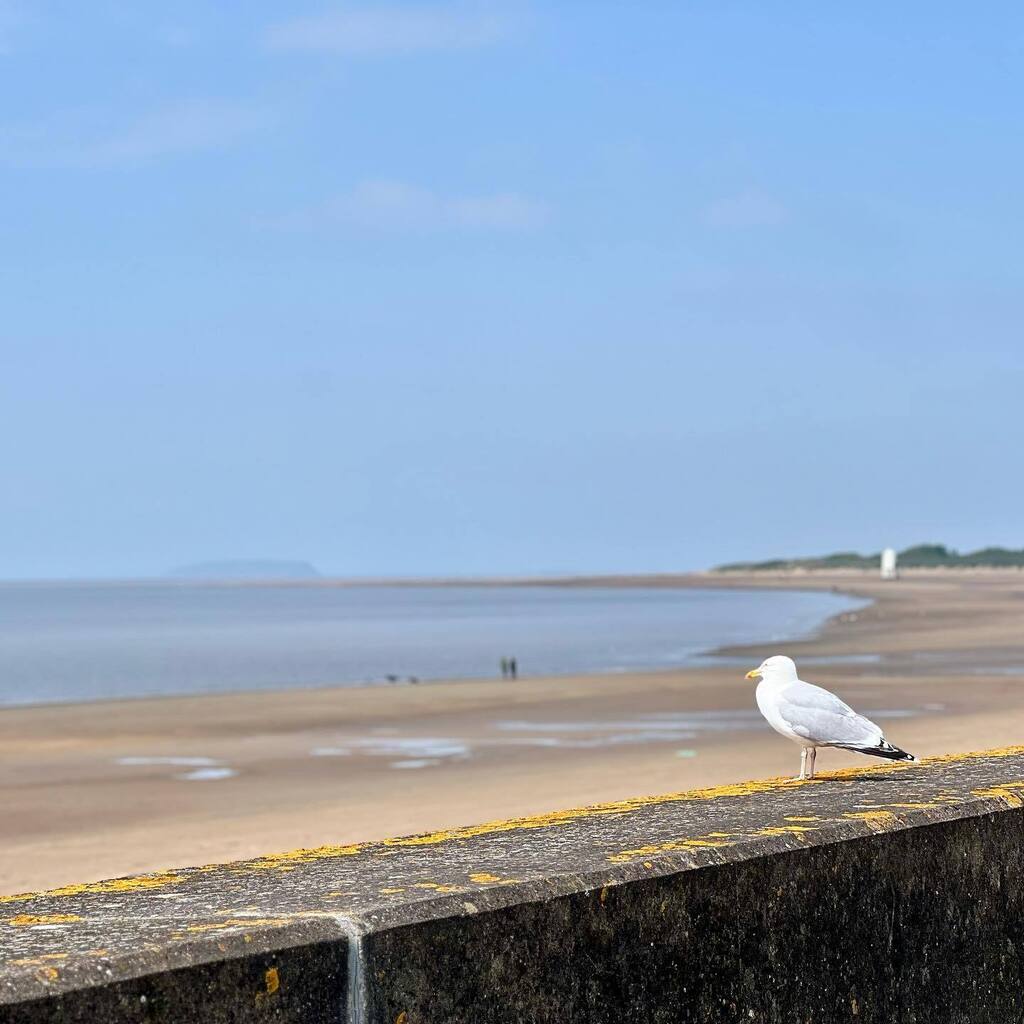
[794,747,808,781]
[807,747,817,780]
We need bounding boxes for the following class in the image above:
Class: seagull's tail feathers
[839,739,917,763]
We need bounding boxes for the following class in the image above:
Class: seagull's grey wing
[776,680,884,748]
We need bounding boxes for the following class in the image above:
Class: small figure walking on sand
[509,657,518,680]
[499,656,509,680]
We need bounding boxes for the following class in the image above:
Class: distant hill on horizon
[716,543,1024,572]
[166,559,321,580]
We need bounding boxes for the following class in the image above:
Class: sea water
[0,582,865,705]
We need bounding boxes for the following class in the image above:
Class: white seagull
[746,655,916,780]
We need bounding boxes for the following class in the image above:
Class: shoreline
[0,577,863,711]
[3,569,1024,894]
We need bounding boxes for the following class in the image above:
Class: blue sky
[2,3,1023,578]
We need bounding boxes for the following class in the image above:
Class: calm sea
[0,583,865,706]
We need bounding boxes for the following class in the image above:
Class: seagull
[745,655,916,780]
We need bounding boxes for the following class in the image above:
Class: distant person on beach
[499,657,509,679]
[509,657,518,680]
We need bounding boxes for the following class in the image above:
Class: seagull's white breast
[756,680,807,746]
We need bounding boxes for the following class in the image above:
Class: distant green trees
[716,543,1024,571]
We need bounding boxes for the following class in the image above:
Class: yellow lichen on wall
[468,872,519,885]
[608,837,733,864]
[972,781,1024,808]
[7,914,81,927]
[755,825,815,837]
[842,811,900,831]
[255,965,281,1006]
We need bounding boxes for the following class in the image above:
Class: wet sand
[3,569,1024,895]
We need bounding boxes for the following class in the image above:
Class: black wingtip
[851,742,917,762]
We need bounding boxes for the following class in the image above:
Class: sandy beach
[3,569,1024,895]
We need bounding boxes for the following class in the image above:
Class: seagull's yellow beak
[745,668,762,681]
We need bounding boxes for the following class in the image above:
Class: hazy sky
[2,3,1023,578]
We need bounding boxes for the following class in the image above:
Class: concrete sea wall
[3,747,1024,1022]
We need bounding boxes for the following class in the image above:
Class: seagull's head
[745,655,798,683]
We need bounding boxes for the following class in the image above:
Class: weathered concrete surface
[3,746,1024,1022]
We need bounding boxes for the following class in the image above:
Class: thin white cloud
[272,179,547,232]
[264,2,516,55]
[703,190,788,228]
[3,100,271,169]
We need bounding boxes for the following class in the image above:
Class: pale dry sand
[3,570,1024,895]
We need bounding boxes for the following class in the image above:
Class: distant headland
[715,543,1024,572]
[165,560,321,580]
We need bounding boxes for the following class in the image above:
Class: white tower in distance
[880,547,898,580]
